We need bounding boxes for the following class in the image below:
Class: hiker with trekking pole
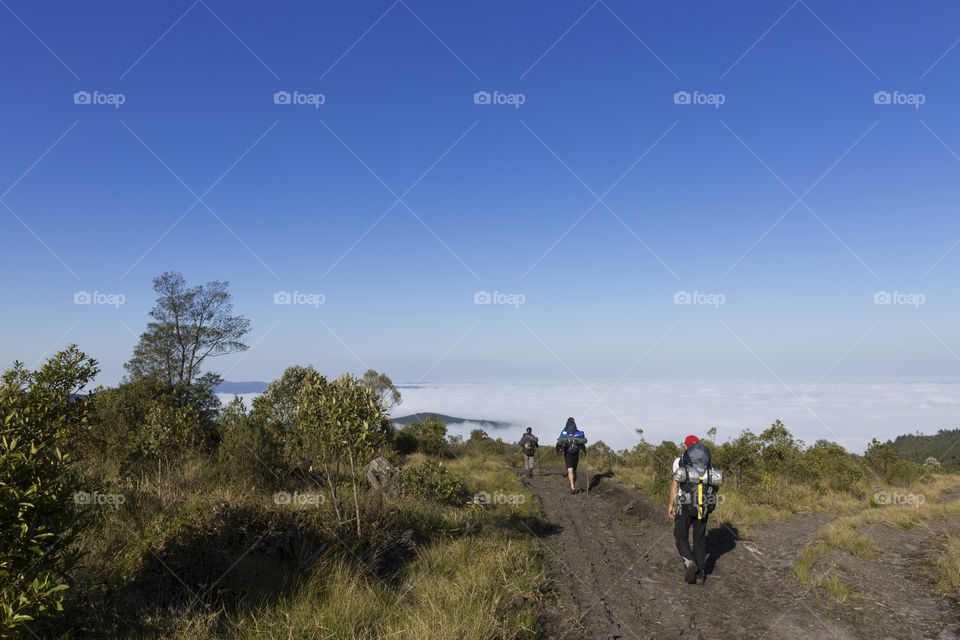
[555,417,587,494]
[519,427,539,479]
[669,434,723,585]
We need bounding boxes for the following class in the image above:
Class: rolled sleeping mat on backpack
[707,468,723,486]
[674,467,724,486]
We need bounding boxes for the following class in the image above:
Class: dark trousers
[674,510,708,573]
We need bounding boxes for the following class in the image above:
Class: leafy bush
[649,440,681,498]
[87,377,218,465]
[217,395,283,482]
[865,438,924,486]
[1,346,97,637]
[401,460,467,505]
[793,440,865,493]
[250,365,316,468]
[395,415,448,457]
[296,373,392,535]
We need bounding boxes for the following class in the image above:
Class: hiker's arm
[668,478,678,518]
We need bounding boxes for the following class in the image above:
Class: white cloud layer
[391,378,960,453]
[219,378,960,454]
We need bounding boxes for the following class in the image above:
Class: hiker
[519,427,539,478]
[555,417,587,494]
[668,435,723,585]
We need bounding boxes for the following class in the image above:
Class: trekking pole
[536,447,542,477]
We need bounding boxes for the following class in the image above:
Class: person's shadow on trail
[588,470,614,491]
[705,522,739,576]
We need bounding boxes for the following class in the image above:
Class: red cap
[684,435,700,447]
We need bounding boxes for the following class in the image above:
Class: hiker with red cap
[668,434,723,584]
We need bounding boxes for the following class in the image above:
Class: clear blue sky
[1,0,959,386]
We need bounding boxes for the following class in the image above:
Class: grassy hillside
[5,348,959,639]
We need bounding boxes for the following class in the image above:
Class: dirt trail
[521,467,960,640]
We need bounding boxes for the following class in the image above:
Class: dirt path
[521,467,960,640]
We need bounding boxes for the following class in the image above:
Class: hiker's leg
[692,515,708,574]
[674,511,694,563]
[566,466,576,490]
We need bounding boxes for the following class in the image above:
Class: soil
[520,467,960,640]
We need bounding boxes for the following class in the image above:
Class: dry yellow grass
[931,534,960,600]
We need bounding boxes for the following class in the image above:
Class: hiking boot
[684,561,697,584]
[527,469,533,479]
[698,572,707,585]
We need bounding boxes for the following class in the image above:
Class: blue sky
[2,0,960,391]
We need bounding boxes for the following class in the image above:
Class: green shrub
[296,372,392,536]
[401,460,467,505]
[396,415,448,457]
[1,346,97,637]
[217,395,283,482]
[87,377,217,465]
[250,365,316,468]
[649,440,681,498]
[792,440,865,492]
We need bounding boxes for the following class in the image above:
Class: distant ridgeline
[392,413,512,430]
[888,428,960,470]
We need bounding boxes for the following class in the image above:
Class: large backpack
[522,437,536,456]
[558,430,587,454]
[674,443,723,519]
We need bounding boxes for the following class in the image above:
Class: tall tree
[361,369,402,413]
[125,272,250,386]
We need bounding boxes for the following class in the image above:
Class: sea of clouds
[219,378,960,454]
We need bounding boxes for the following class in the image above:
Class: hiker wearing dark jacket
[555,417,587,494]
[669,434,721,585]
[519,427,539,478]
